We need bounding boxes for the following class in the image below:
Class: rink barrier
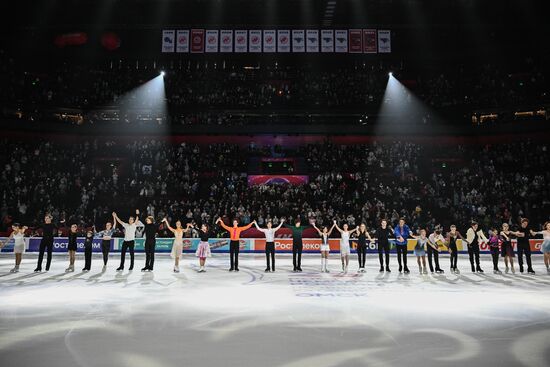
[0,237,544,254]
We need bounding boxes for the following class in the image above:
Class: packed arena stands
[1,136,548,237]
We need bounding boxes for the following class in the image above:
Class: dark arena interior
[1,1,550,366]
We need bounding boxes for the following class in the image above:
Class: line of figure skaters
[2,210,550,276]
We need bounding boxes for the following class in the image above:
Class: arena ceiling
[4,0,546,29]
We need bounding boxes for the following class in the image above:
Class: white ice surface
[1,253,550,367]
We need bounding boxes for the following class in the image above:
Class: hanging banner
[205,30,219,52]
[277,30,291,52]
[363,29,377,53]
[162,30,175,53]
[176,30,189,53]
[220,30,233,52]
[263,30,276,52]
[292,30,305,52]
[190,29,204,53]
[334,30,348,53]
[321,30,334,52]
[306,29,319,52]
[249,30,262,53]
[378,30,391,53]
[349,29,362,53]
[234,30,248,52]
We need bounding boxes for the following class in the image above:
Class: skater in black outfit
[142,216,157,272]
[82,230,94,271]
[34,214,63,272]
[516,218,535,274]
[355,223,373,273]
[445,225,463,274]
[375,219,393,272]
[465,222,488,273]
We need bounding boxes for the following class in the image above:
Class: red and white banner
[205,30,219,52]
[321,30,334,52]
[292,30,305,52]
[349,29,362,53]
[249,30,262,53]
[363,29,377,53]
[378,30,391,53]
[220,30,233,52]
[277,30,291,52]
[190,29,204,53]
[176,30,189,53]
[334,30,348,52]
[164,28,391,55]
[162,30,175,53]
[306,30,319,52]
[263,30,276,52]
[234,30,247,52]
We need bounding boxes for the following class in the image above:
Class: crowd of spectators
[1,49,548,126]
[1,137,548,238]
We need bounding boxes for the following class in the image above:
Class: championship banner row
[1,237,543,254]
[161,29,391,54]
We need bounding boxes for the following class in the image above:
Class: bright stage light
[160,71,165,76]
[388,72,393,76]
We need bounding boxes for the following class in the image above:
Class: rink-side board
[0,237,544,254]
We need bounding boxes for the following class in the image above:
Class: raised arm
[134,209,144,227]
[241,222,254,231]
[162,218,175,233]
[216,217,231,232]
[112,212,126,226]
[311,223,322,236]
[274,219,285,232]
[333,220,343,233]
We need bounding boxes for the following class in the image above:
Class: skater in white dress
[162,218,192,273]
[0,223,28,273]
[312,222,336,273]
[333,220,358,273]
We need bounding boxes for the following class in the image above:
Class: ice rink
[1,253,550,367]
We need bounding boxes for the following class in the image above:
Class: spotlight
[160,71,165,76]
[388,72,393,77]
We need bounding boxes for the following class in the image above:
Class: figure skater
[142,216,158,271]
[192,223,212,272]
[254,219,284,272]
[500,223,521,274]
[65,223,80,272]
[216,217,254,272]
[394,218,411,273]
[0,223,28,273]
[487,227,501,274]
[445,225,463,274]
[355,223,373,273]
[427,226,445,274]
[82,229,94,272]
[312,222,336,273]
[532,221,550,273]
[34,214,64,272]
[333,221,358,273]
[465,221,488,273]
[96,220,116,269]
[411,228,428,274]
[283,217,312,272]
[375,219,393,272]
[162,218,191,273]
[113,209,143,271]
[516,218,535,274]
